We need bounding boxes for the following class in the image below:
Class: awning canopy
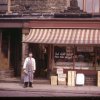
[23,29,100,44]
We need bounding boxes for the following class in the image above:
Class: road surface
[0,89,100,97]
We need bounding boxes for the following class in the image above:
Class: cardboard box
[57,74,67,85]
[50,76,57,85]
[67,71,76,86]
[97,71,100,87]
[71,71,76,86]
[58,78,67,85]
[68,71,72,86]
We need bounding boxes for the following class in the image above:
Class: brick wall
[85,75,97,86]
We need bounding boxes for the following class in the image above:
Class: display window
[74,46,95,70]
[54,45,100,70]
[95,47,100,69]
[54,46,74,69]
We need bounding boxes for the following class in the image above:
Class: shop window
[54,46,74,69]
[74,46,95,70]
[54,45,100,70]
[95,47,100,68]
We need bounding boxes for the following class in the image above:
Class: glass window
[54,45,100,70]
[54,46,74,69]
[95,47,100,70]
[74,46,95,70]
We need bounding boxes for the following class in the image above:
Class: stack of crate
[57,68,67,85]
[67,71,76,86]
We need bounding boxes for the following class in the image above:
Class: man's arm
[23,58,27,69]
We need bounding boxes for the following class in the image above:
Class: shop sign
[77,47,93,52]
[76,73,85,85]
[57,68,63,74]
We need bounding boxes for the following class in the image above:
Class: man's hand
[33,70,35,73]
[23,70,28,74]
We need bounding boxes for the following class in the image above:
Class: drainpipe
[0,31,2,64]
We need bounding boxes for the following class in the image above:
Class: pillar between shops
[22,28,30,65]
[21,28,30,79]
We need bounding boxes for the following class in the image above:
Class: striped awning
[23,29,100,44]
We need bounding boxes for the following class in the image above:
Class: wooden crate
[67,71,76,86]
[72,71,76,86]
[68,71,72,86]
[50,76,57,85]
[97,71,100,87]
[58,74,67,85]
[58,77,67,85]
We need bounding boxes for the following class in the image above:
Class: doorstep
[0,77,50,84]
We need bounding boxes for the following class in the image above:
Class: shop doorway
[0,28,22,77]
[28,43,49,79]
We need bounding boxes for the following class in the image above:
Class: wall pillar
[22,28,30,66]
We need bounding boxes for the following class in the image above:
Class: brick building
[0,0,100,86]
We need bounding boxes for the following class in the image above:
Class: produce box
[97,71,100,87]
[50,76,57,85]
[58,74,67,85]
[67,71,76,86]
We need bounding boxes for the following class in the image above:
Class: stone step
[0,77,50,84]
[0,69,14,79]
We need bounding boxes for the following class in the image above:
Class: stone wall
[10,0,71,13]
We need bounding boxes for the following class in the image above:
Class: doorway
[28,43,49,79]
[0,28,22,77]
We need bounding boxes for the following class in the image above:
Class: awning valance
[23,29,100,44]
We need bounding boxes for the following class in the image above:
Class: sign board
[57,68,63,74]
[76,73,85,85]
[77,47,93,52]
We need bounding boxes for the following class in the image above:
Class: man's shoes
[29,82,33,87]
[23,82,28,88]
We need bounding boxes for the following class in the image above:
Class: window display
[54,45,100,70]
[95,47,100,68]
[54,46,74,68]
[74,46,95,70]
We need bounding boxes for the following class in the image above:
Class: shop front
[23,27,100,86]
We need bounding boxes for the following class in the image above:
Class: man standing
[23,53,36,88]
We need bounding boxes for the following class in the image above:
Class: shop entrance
[0,28,22,77]
[28,43,49,79]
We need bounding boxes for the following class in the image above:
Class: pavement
[0,77,100,97]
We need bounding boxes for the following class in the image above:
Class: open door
[28,43,49,79]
